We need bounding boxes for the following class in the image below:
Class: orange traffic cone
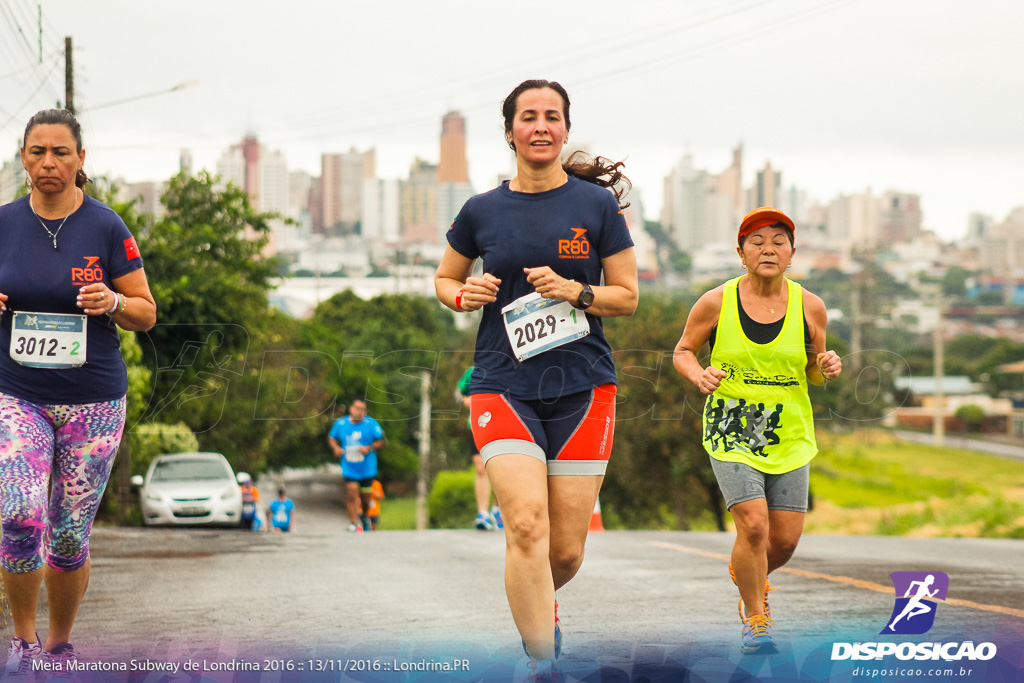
[589,497,605,532]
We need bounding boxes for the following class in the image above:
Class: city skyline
[1,0,1021,239]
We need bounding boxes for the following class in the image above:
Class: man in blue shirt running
[267,488,295,533]
[328,399,386,532]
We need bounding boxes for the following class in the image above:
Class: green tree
[297,291,463,486]
[130,171,285,472]
[954,404,986,432]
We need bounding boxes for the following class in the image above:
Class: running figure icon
[888,574,939,631]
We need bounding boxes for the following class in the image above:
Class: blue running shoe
[740,614,777,655]
[490,506,504,530]
[475,512,494,531]
[521,602,561,660]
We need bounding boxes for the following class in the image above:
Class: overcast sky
[2,0,1021,239]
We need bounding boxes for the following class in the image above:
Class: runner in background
[366,479,384,531]
[267,487,295,533]
[328,398,386,533]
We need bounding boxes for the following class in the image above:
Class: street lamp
[88,80,198,112]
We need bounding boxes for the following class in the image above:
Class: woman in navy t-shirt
[435,80,638,663]
[0,109,156,672]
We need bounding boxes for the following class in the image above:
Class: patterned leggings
[0,393,125,573]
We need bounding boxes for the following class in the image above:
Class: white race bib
[10,311,87,369]
[501,292,589,362]
[345,444,365,463]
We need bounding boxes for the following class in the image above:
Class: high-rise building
[321,148,375,236]
[122,181,167,221]
[179,149,193,176]
[878,191,922,244]
[438,111,468,184]
[436,111,474,243]
[401,158,438,244]
[752,162,782,209]
[826,191,879,247]
[363,178,400,243]
[661,155,708,252]
[0,153,26,205]
[662,146,744,251]
[215,136,289,255]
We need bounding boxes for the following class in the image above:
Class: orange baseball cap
[738,207,795,243]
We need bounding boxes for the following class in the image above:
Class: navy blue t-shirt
[447,176,633,400]
[0,194,144,404]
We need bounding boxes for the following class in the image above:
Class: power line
[272,0,786,134]
[260,0,857,146]
[0,55,60,131]
[0,0,37,64]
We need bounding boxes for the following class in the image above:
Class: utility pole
[64,36,74,114]
[415,370,432,530]
[37,6,42,63]
[932,287,945,446]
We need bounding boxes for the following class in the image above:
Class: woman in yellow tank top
[673,207,842,655]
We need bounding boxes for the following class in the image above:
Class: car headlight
[145,491,163,503]
[221,487,238,501]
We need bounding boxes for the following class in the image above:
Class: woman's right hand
[698,366,728,395]
[459,273,501,312]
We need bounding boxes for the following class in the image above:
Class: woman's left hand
[816,350,842,380]
[77,284,116,316]
[524,266,581,303]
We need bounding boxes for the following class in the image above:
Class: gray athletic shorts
[709,458,809,512]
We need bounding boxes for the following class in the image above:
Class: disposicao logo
[831,570,997,662]
[882,571,949,635]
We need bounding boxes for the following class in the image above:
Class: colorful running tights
[0,393,125,573]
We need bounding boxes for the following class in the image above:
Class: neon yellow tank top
[701,276,817,474]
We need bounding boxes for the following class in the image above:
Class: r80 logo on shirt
[71,256,104,287]
[558,228,590,259]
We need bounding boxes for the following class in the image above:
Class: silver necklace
[29,189,79,250]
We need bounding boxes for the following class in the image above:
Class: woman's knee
[549,541,585,576]
[504,502,549,552]
[732,509,770,546]
[46,529,90,572]
[0,516,45,573]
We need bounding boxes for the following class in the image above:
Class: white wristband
[107,292,120,315]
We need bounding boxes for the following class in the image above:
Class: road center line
[650,541,1024,619]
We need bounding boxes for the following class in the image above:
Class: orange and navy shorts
[470,384,616,476]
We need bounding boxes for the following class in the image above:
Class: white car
[132,452,243,527]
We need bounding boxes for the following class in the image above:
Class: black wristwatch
[574,282,595,310]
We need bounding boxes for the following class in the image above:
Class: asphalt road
[894,430,1024,462]
[12,477,1024,682]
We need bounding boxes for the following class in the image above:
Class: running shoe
[520,601,562,660]
[740,614,777,655]
[37,643,79,678]
[360,515,371,532]
[475,512,494,531]
[347,523,361,533]
[518,658,563,683]
[728,562,775,621]
[554,600,561,659]
[490,506,504,530]
[5,636,41,677]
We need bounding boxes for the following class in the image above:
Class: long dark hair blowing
[501,79,631,209]
[23,109,91,189]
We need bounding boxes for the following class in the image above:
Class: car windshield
[151,459,230,483]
